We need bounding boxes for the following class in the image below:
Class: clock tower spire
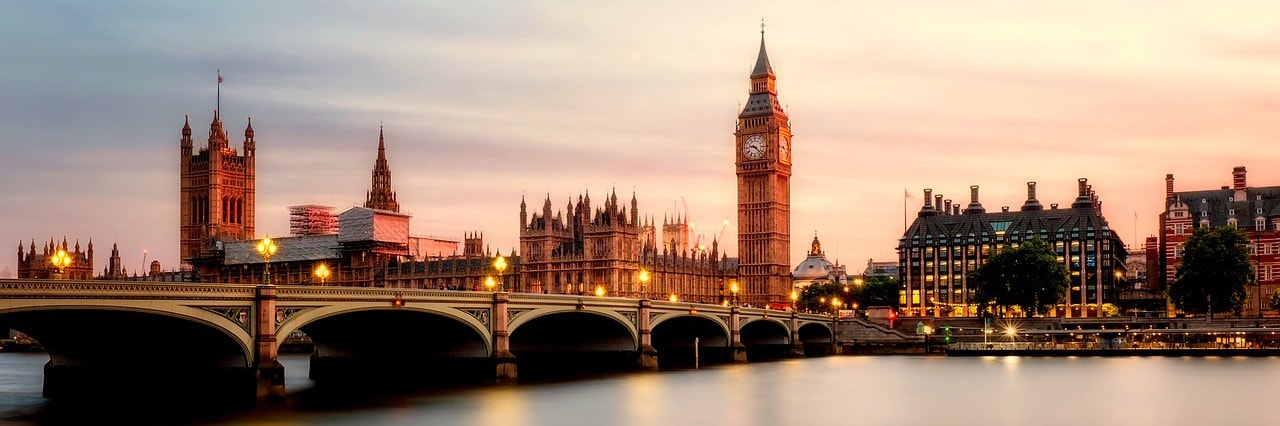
[735,26,791,308]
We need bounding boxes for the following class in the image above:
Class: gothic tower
[735,27,791,306]
[180,107,256,267]
[364,126,400,212]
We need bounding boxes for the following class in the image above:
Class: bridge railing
[0,279,258,298]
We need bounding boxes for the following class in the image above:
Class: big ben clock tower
[735,27,791,307]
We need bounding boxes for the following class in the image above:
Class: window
[1229,209,1236,216]
[1258,218,1266,231]
[1175,244,1185,258]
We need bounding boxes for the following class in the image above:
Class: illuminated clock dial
[743,135,766,160]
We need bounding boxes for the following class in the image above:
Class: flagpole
[216,69,221,117]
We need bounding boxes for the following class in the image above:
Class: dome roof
[793,253,835,280]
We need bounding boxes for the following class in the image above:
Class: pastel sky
[3,1,1279,276]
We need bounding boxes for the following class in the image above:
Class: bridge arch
[740,317,792,345]
[276,304,491,355]
[507,307,639,351]
[0,303,253,366]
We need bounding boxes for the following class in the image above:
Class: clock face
[779,136,790,162]
[743,135,766,160]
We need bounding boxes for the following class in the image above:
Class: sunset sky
[3,1,1279,276]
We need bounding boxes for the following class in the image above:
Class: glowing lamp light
[668,294,678,303]
[595,285,605,297]
[485,276,496,291]
[50,249,72,275]
[313,263,331,284]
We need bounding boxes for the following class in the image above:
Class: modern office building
[898,180,1128,318]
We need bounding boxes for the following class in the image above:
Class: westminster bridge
[0,279,838,401]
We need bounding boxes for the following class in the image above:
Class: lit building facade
[180,112,256,269]
[898,180,1128,318]
[1159,167,1280,317]
[735,30,793,308]
[17,238,94,280]
[518,191,732,303]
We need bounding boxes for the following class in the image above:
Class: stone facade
[17,238,94,280]
[735,31,793,309]
[180,111,256,268]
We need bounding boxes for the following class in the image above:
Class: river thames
[2,352,1278,425]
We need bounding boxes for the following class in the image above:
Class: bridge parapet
[0,279,256,299]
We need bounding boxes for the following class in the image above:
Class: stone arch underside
[797,322,835,356]
[0,307,252,400]
[295,308,491,385]
[650,314,731,367]
[740,318,794,360]
[508,310,639,378]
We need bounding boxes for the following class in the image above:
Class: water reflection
[2,354,1280,425]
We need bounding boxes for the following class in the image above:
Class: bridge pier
[636,299,658,370]
[254,285,286,400]
[729,306,748,363]
[492,292,518,384]
[789,312,805,358]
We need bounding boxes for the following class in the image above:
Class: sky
[2,1,1279,277]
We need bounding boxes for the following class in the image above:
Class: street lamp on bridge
[493,254,508,292]
[314,263,331,285]
[638,268,650,300]
[256,236,277,285]
[730,279,739,306]
[790,289,798,312]
[49,249,72,279]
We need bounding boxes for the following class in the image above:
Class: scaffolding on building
[289,205,337,236]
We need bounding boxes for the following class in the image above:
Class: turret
[180,115,193,158]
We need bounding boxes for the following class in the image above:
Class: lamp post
[493,254,508,292]
[49,249,72,279]
[255,236,277,285]
[595,285,605,297]
[485,275,496,292]
[639,268,650,300]
[668,294,678,303]
[730,279,739,306]
[790,289,798,312]
[832,297,841,316]
[314,263,331,285]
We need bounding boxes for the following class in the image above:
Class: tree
[1168,226,1251,317]
[968,238,1069,317]
[859,276,899,308]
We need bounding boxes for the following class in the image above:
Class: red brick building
[1159,167,1279,317]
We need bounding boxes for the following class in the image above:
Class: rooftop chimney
[934,195,943,213]
[1165,174,1175,199]
[919,189,938,217]
[964,185,986,214]
[1072,178,1093,209]
[1021,182,1043,211]
[1233,166,1247,190]
[944,199,952,215]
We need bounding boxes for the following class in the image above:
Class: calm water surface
[2,352,1279,425]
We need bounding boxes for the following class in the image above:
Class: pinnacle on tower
[363,125,400,213]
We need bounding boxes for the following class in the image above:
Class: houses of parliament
[15,32,798,308]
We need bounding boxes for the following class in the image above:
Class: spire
[363,125,400,212]
[752,20,774,78]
